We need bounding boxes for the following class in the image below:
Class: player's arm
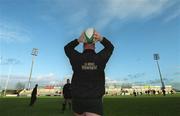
[95,32,114,62]
[64,33,85,58]
[62,85,66,95]
[64,39,80,59]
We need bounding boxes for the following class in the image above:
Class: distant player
[64,29,114,116]
[162,89,166,96]
[133,90,137,97]
[170,90,174,94]
[29,84,38,106]
[62,79,72,113]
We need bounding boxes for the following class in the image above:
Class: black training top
[63,83,72,98]
[64,37,114,99]
[31,87,37,97]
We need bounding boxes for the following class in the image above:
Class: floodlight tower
[0,56,2,93]
[153,53,165,90]
[3,58,15,96]
[28,48,38,89]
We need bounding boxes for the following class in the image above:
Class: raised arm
[93,31,114,62]
[98,37,114,62]
[64,39,80,59]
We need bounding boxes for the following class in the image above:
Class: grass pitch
[0,94,180,116]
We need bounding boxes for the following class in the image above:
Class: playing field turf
[0,94,180,116]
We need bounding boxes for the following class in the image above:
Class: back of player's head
[83,43,95,50]
[67,79,70,83]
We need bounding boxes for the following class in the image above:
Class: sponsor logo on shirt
[81,62,97,70]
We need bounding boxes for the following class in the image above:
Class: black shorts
[72,98,103,115]
[64,96,72,99]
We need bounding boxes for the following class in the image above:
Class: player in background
[61,79,72,113]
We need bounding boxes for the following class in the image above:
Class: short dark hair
[67,79,70,83]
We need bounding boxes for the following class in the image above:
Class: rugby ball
[84,28,95,44]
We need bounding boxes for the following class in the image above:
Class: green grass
[0,94,180,116]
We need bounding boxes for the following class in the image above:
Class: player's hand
[93,31,103,42]
[78,32,85,43]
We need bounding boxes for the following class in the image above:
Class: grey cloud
[39,0,179,31]
[173,72,180,76]
[0,21,31,43]
[94,0,178,29]
[127,73,146,79]
[123,78,129,81]
[0,58,21,65]
[0,73,61,89]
